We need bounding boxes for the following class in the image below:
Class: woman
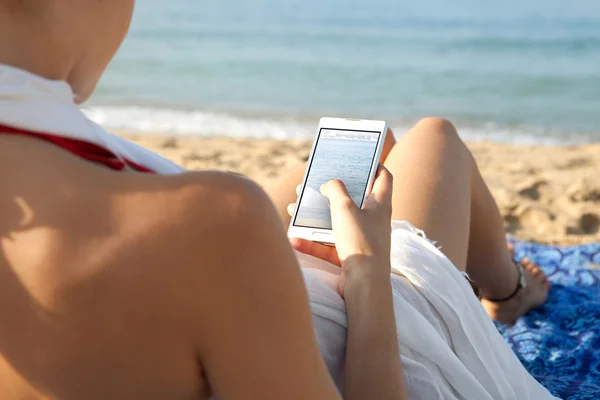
[0,1,554,399]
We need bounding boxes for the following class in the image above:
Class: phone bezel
[287,117,388,245]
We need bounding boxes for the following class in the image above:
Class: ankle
[478,266,520,300]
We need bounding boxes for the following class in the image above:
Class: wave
[82,106,314,139]
[82,105,594,145]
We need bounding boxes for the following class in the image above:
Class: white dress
[300,222,557,399]
[0,64,557,400]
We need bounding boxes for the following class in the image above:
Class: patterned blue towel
[496,241,600,400]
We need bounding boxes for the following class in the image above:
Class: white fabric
[300,221,557,399]
[0,64,556,399]
[0,64,185,175]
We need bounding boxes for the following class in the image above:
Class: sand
[120,133,600,246]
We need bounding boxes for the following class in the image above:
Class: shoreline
[85,107,600,145]
[118,132,600,246]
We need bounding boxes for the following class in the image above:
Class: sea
[85,0,600,144]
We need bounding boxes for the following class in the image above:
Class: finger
[290,237,341,267]
[296,185,302,196]
[369,164,393,206]
[287,203,296,217]
[320,180,357,211]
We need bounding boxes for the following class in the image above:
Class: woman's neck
[0,6,73,84]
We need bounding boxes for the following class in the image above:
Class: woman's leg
[265,130,397,227]
[383,117,549,323]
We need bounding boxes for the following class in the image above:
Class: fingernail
[287,203,296,216]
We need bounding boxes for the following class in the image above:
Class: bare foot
[480,243,551,324]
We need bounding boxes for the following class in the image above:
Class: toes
[522,259,540,272]
[521,261,537,273]
[507,242,515,257]
[533,269,546,282]
[520,258,534,269]
[519,259,549,286]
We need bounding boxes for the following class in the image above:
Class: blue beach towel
[496,241,600,400]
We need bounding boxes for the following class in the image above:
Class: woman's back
[0,131,339,400]
[0,135,213,399]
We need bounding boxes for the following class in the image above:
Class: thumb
[368,165,393,207]
[320,180,357,211]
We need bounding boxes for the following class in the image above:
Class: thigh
[384,118,473,271]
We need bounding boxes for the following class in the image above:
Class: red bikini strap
[0,124,155,173]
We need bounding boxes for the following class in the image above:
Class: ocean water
[87,0,600,143]
[295,134,379,229]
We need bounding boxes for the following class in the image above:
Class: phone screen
[293,128,382,230]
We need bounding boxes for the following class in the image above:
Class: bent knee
[413,117,459,140]
[407,117,474,163]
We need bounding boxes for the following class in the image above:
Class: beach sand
[120,133,600,246]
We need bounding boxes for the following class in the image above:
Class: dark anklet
[485,262,527,302]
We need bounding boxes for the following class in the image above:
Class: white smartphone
[288,117,388,245]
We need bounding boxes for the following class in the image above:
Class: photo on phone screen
[293,128,381,230]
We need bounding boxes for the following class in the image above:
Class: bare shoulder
[0,137,338,399]
[125,169,275,236]
[112,169,285,289]
[1,134,283,311]
[0,136,294,399]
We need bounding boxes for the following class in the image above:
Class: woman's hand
[290,166,393,298]
[292,167,408,400]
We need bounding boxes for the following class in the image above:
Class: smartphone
[288,117,388,245]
